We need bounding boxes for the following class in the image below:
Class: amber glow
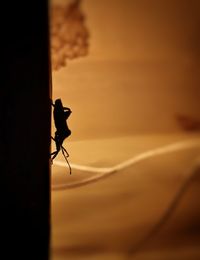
[50,0,89,70]
[50,1,200,259]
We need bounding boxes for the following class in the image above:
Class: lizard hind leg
[61,146,72,175]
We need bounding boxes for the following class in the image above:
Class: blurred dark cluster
[50,0,89,70]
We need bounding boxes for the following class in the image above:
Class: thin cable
[51,138,200,190]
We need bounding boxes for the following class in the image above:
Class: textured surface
[50,0,89,70]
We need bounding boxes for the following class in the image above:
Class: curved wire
[51,137,200,258]
[51,138,200,190]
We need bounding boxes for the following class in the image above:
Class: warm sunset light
[50,1,200,259]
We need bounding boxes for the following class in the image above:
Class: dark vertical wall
[1,1,51,259]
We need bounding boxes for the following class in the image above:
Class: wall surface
[1,1,51,259]
[51,1,200,260]
[52,0,200,139]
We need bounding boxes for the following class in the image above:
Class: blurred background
[50,0,200,259]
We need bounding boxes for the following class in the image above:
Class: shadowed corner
[175,114,200,132]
